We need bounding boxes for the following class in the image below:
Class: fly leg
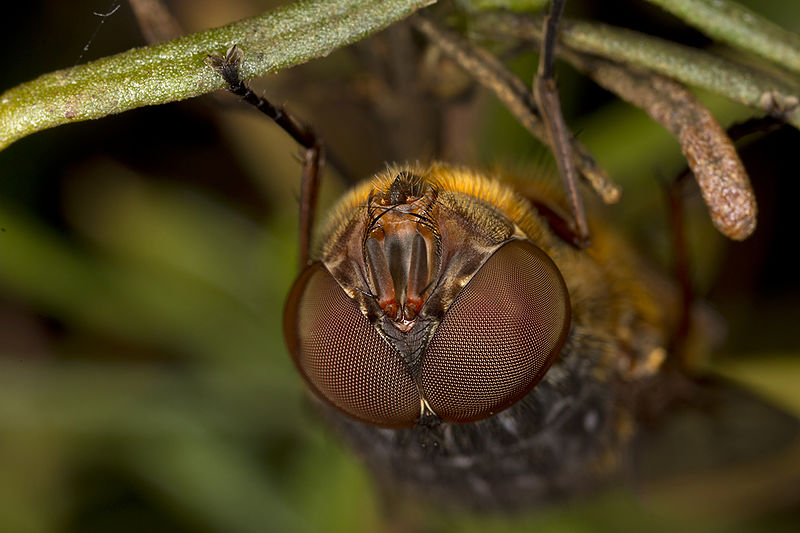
[533,0,589,247]
[207,45,322,267]
[413,7,612,249]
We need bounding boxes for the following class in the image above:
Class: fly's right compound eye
[420,240,570,423]
[284,264,420,428]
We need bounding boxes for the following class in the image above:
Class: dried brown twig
[479,12,759,240]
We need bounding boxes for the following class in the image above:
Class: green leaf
[0,0,434,150]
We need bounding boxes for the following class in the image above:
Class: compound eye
[421,240,570,423]
[284,264,419,428]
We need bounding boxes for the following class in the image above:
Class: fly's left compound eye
[420,240,570,423]
[284,264,420,428]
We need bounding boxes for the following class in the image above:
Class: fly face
[284,166,571,428]
[281,163,677,508]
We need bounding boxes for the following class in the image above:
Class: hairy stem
[0,0,434,151]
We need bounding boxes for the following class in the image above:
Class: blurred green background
[1,1,799,532]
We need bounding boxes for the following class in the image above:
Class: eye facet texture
[285,240,570,427]
[284,264,420,427]
[421,240,570,423]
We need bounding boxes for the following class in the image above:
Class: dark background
[1,1,799,532]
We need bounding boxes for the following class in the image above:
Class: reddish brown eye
[284,264,419,428]
[421,240,570,423]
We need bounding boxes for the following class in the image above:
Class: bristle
[314,161,573,260]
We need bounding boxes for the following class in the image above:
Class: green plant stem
[643,0,800,76]
[0,0,433,151]
[480,12,800,129]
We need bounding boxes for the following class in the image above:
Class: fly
[206,3,799,512]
